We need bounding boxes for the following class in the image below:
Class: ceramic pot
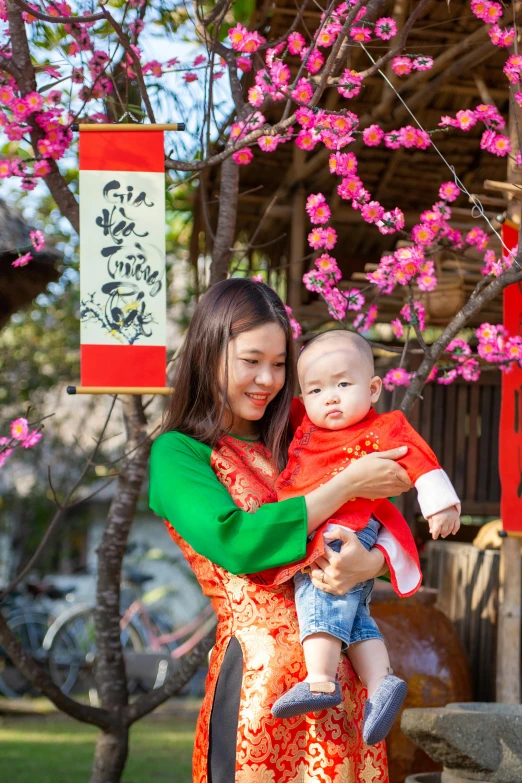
[371,583,472,783]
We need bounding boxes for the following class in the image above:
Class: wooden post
[496,93,522,704]
[288,174,306,313]
[496,535,522,702]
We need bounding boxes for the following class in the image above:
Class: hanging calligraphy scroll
[79,128,167,388]
[499,220,522,534]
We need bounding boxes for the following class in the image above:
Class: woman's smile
[246,392,271,406]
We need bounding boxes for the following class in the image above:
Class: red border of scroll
[499,221,522,534]
[79,130,166,387]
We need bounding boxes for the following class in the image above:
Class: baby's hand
[428,507,460,540]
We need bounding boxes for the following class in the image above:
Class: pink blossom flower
[384,130,401,149]
[252,274,263,282]
[328,151,357,176]
[390,318,403,339]
[183,72,198,83]
[437,368,459,385]
[354,304,378,332]
[455,110,477,131]
[427,366,438,383]
[361,201,384,224]
[337,70,363,99]
[232,148,253,165]
[12,252,32,267]
[296,129,319,151]
[291,78,313,104]
[363,124,384,146]
[383,367,412,391]
[0,85,14,104]
[411,223,435,246]
[461,359,480,382]
[303,269,331,294]
[296,107,316,128]
[229,24,266,53]
[21,429,42,448]
[446,338,472,362]
[11,418,29,441]
[0,449,13,468]
[0,159,10,178]
[412,56,433,72]
[324,287,348,320]
[466,227,489,251]
[489,25,515,47]
[306,193,331,225]
[258,135,280,152]
[30,229,45,252]
[285,305,302,339]
[417,272,437,292]
[308,228,323,249]
[374,17,397,40]
[248,85,264,107]
[350,26,372,43]
[484,132,511,157]
[391,56,412,76]
[345,288,365,311]
[236,56,252,73]
[317,27,338,48]
[439,181,460,202]
[377,208,404,235]
[303,48,324,74]
[337,175,362,201]
[398,125,418,148]
[288,32,306,55]
[315,253,341,279]
[25,91,43,113]
[400,301,426,331]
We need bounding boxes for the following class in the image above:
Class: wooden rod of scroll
[71,123,185,132]
[67,386,174,395]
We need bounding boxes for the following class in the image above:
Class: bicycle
[43,562,216,698]
[0,579,75,698]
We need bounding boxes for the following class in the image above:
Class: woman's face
[220,322,287,436]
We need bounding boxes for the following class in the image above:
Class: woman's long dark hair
[163,278,296,471]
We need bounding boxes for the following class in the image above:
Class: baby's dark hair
[299,329,374,371]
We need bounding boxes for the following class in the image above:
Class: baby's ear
[370,375,382,403]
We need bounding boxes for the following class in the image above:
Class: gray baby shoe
[362,674,407,745]
[272,680,342,719]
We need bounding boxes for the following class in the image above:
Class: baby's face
[298,341,382,430]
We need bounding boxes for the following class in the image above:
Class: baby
[268,330,461,744]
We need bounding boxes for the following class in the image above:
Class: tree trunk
[90,724,129,783]
[210,155,239,285]
[91,395,151,780]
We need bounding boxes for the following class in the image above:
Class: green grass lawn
[0,714,197,782]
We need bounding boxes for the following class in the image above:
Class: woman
[149,278,411,783]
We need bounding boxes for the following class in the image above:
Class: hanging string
[360,43,522,271]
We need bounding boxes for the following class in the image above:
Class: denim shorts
[294,518,384,648]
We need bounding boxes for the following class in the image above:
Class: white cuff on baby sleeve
[415,469,461,519]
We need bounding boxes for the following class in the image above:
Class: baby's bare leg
[348,638,391,697]
[303,632,342,683]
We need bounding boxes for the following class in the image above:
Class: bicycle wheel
[0,611,50,698]
[46,606,144,695]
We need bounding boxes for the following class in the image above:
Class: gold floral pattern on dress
[164,434,389,783]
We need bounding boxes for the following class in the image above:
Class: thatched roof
[0,199,61,328]
[203,0,513,329]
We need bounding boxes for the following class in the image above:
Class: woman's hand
[345,447,413,499]
[310,527,388,595]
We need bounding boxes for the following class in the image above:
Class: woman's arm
[304,447,412,535]
[149,432,308,575]
[150,433,411,575]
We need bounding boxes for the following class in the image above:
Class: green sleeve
[149,431,308,575]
